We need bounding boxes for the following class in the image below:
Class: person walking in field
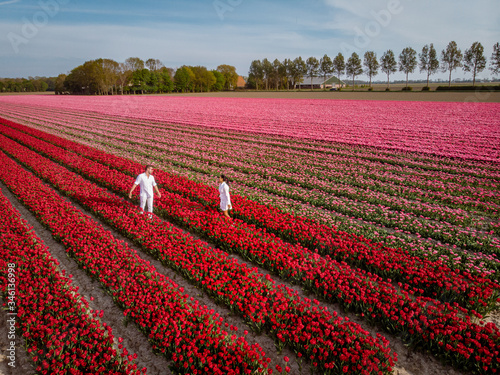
[129,164,161,215]
[218,174,232,220]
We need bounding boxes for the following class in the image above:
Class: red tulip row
[0,151,272,375]
[1,128,499,373]
[1,118,497,312]
[0,134,396,374]
[0,192,140,374]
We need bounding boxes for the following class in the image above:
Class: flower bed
[0,191,140,374]
[0,126,499,374]
[2,108,499,280]
[1,120,498,313]
[0,131,397,375]
[0,150,271,375]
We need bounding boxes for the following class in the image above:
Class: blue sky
[0,0,499,80]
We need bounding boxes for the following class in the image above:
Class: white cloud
[0,0,21,6]
[0,0,498,80]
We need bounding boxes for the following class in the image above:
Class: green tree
[158,67,174,93]
[271,59,282,90]
[217,64,238,90]
[291,57,306,89]
[117,62,132,94]
[319,54,333,89]
[490,42,500,76]
[346,52,363,91]
[131,69,151,94]
[262,58,273,90]
[419,44,439,88]
[399,47,417,88]
[332,53,345,89]
[306,56,320,90]
[463,42,486,86]
[363,51,379,88]
[125,57,145,71]
[174,66,195,92]
[145,58,164,72]
[380,50,397,89]
[278,59,289,90]
[248,60,264,90]
[211,70,226,91]
[441,41,462,87]
[191,66,217,92]
[96,58,119,94]
[64,60,103,94]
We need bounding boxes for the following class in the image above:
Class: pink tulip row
[1,118,497,313]
[0,131,398,374]
[0,96,498,162]
[0,191,141,374]
[0,151,273,375]
[1,124,499,374]
[3,102,497,200]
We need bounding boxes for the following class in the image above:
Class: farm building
[297,75,345,90]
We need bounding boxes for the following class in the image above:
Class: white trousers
[220,198,229,211]
[140,193,154,213]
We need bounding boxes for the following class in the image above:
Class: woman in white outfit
[218,174,232,220]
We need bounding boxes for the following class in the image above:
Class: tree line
[0,76,55,93]
[56,58,239,95]
[247,41,500,90]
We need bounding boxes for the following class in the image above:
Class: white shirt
[219,182,231,205]
[135,173,157,198]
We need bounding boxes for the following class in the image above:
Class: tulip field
[0,95,499,375]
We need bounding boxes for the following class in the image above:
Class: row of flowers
[2,110,498,279]
[1,119,497,313]
[2,110,498,277]
[0,95,498,161]
[10,106,498,222]
[0,131,397,375]
[0,149,273,375]
[2,103,498,208]
[1,129,499,374]
[0,191,141,374]
[72,130,497,255]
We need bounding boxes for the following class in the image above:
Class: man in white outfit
[129,165,161,214]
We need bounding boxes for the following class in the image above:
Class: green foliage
[248,60,264,90]
[363,51,379,87]
[158,68,174,93]
[419,44,439,86]
[441,41,463,86]
[211,70,225,91]
[399,47,417,88]
[490,42,500,75]
[346,53,363,90]
[435,85,500,91]
[380,50,397,88]
[217,64,238,90]
[463,42,487,86]
[319,54,333,87]
[0,77,53,93]
[401,86,413,91]
[421,86,431,91]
